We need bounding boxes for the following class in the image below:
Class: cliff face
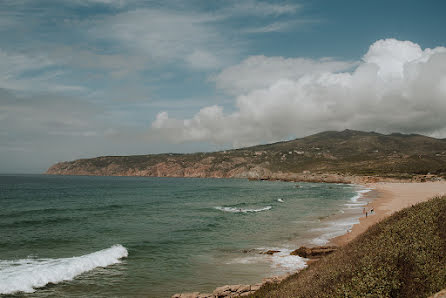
[46,130,446,182]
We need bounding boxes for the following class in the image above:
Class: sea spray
[0,244,128,294]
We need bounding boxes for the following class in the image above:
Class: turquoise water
[0,175,369,297]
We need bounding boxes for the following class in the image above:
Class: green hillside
[250,196,446,297]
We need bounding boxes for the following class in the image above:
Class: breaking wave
[350,189,372,203]
[0,244,128,294]
[226,247,307,274]
[215,206,272,213]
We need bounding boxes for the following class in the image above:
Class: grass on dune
[250,196,446,297]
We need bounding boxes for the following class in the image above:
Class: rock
[262,276,283,284]
[250,283,262,291]
[209,284,254,297]
[431,289,446,298]
[242,248,256,253]
[173,269,288,298]
[290,246,337,258]
[213,285,232,297]
[173,292,214,298]
[236,285,251,293]
[180,292,201,298]
[263,250,280,255]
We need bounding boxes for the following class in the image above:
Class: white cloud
[224,1,300,17]
[212,55,357,95]
[242,18,320,34]
[151,39,446,146]
[57,0,130,7]
[0,49,87,93]
[185,50,223,70]
[87,2,304,70]
[91,9,232,69]
[242,21,295,34]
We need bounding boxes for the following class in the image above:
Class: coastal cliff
[46,130,446,182]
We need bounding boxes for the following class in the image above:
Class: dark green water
[0,175,369,297]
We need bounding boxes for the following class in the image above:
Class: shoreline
[171,182,373,298]
[174,180,446,298]
[330,181,446,246]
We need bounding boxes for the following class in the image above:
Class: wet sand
[331,181,446,246]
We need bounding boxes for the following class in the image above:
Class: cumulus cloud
[212,55,357,95]
[151,39,446,147]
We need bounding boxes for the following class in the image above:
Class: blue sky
[1,0,446,173]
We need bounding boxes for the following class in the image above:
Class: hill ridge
[46,130,446,182]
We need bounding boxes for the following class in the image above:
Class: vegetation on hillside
[250,196,446,297]
[47,130,446,179]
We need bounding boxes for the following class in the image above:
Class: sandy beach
[331,181,446,246]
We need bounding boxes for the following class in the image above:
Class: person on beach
[363,208,366,214]
[366,211,368,218]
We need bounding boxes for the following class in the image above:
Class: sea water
[0,175,371,297]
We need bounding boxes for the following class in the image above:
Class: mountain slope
[46,130,446,182]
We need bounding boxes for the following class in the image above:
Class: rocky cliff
[46,130,446,182]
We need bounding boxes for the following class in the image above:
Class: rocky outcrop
[171,275,289,298]
[262,250,280,255]
[290,246,338,258]
[46,155,440,184]
[46,159,408,184]
[430,289,446,298]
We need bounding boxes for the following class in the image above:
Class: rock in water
[263,250,280,255]
[290,246,337,258]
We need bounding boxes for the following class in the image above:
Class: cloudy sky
[1,0,446,173]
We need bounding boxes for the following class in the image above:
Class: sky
[1,0,446,173]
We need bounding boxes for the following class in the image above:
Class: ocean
[0,175,371,297]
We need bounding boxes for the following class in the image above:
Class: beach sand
[331,181,446,246]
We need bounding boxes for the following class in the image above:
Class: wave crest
[215,206,272,213]
[348,188,372,204]
[0,244,128,294]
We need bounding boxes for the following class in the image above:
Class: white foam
[228,247,307,274]
[270,249,307,273]
[350,188,372,203]
[0,244,128,294]
[226,255,265,265]
[277,198,284,203]
[214,206,272,213]
[344,203,367,207]
[309,217,360,245]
